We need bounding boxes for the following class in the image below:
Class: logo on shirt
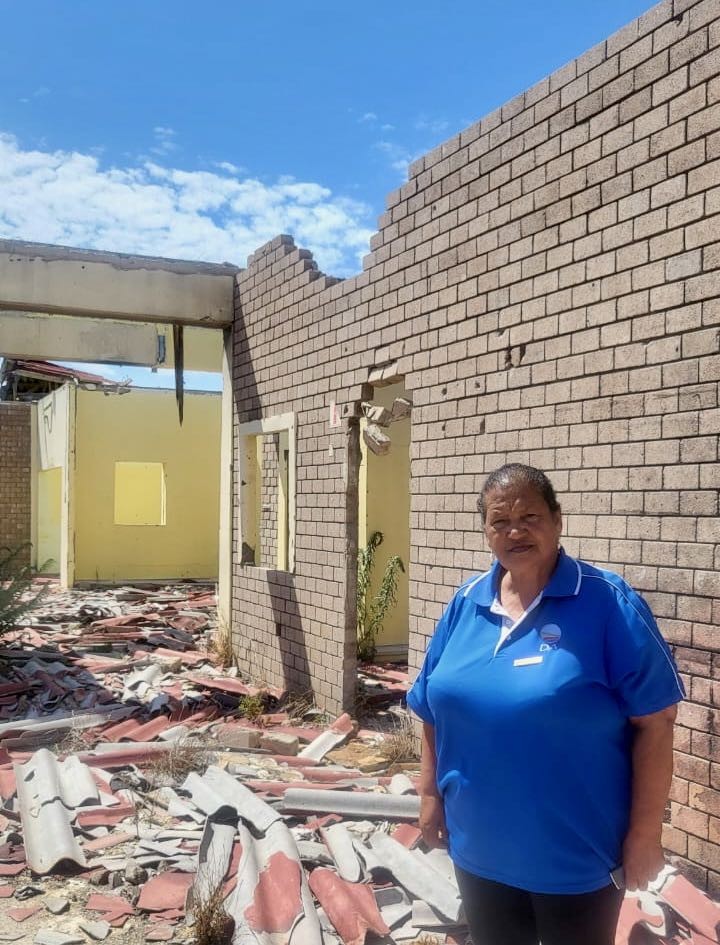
[538,623,562,652]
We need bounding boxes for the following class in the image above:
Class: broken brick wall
[0,403,32,569]
[232,0,720,889]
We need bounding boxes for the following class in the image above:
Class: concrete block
[363,424,391,455]
[215,724,261,750]
[260,732,299,756]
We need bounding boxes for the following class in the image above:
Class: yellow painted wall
[157,325,223,372]
[37,467,62,574]
[358,382,410,650]
[73,388,221,581]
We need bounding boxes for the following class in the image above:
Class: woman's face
[483,484,562,576]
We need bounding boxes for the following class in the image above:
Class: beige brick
[231,7,720,886]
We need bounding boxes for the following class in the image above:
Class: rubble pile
[0,582,718,945]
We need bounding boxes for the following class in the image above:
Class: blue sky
[0,0,654,388]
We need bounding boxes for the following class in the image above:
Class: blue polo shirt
[407,549,685,894]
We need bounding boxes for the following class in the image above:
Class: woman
[407,463,684,945]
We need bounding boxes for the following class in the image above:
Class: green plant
[238,693,265,721]
[0,545,47,637]
[356,531,405,662]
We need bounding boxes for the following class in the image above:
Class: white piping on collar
[462,570,491,598]
[573,557,582,595]
[462,555,582,600]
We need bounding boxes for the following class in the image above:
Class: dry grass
[211,623,235,669]
[380,713,420,765]
[144,735,213,785]
[411,935,443,945]
[48,718,93,756]
[282,687,329,725]
[192,881,234,945]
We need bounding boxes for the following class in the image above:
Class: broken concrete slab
[44,896,70,914]
[77,921,111,942]
[33,932,84,945]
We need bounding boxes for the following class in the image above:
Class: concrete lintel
[0,311,224,372]
[0,310,160,365]
[0,239,239,328]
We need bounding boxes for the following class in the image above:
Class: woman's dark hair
[477,464,560,520]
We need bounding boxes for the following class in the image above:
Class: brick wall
[0,403,32,568]
[232,0,720,888]
[259,434,280,568]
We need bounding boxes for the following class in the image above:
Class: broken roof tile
[658,873,720,942]
[308,868,390,945]
[15,750,87,875]
[227,821,321,945]
[136,872,194,912]
[298,713,355,762]
[9,905,42,922]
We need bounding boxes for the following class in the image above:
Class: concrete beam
[0,240,238,328]
[1,311,160,365]
[0,311,223,371]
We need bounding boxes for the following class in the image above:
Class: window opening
[238,414,295,571]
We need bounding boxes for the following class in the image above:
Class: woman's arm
[623,704,677,890]
[418,722,447,848]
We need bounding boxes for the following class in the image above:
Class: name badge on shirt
[513,655,544,667]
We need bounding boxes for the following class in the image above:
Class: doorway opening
[357,380,411,663]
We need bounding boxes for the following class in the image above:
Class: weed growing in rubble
[211,621,235,669]
[357,531,405,662]
[283,688,330,725]
[191,880,234,945]
[145,736,213,785]
[0,545,48,638]
[53,722,91,756]
[381,714,420,765]
[238,693,265,721]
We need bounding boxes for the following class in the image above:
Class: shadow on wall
[231,268,312,699]
[267,570,312,695]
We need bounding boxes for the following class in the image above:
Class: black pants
[455,866,624,945]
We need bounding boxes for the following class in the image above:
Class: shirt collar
[462,547,582,606]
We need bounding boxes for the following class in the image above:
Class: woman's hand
[420,793,447,849]
[622,828,665,891]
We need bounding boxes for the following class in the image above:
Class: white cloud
[373,140,418,176]
[414,115,451,135]
[0,133,375,275]
[214,160,245,175]
[358,112,378,123]
[151,125,177,156]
